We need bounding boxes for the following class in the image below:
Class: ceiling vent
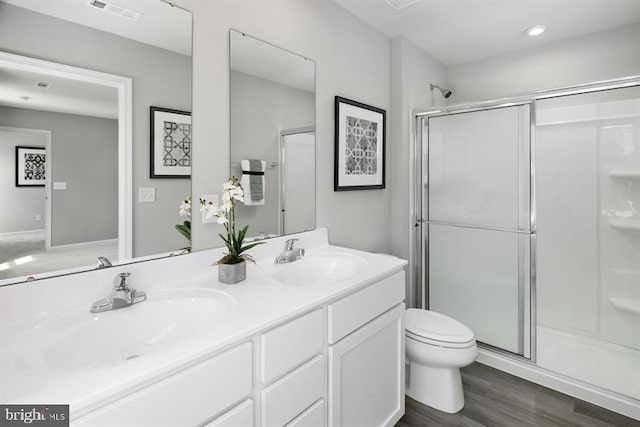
[89,0,142,21]
[384,0,423,10]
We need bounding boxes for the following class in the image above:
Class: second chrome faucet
[90,272,147,313]
[274,238,305,264]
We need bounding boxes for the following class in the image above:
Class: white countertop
[0,229,406,418]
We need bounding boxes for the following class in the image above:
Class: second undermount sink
[272,252,366,286]
[9,288,235,371]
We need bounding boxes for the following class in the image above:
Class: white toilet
[405,308,478,413]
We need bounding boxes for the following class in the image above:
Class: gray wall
[0,129,46,234]
[0,3,192,257]
[448,24,640,103]
[0,107,117,245]
[176,0,391,254]
[389,37,447,307]
[230,70,314,237]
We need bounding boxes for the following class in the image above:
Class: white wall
[389,37,447,307]
[175,0,391,254]
[448,24,640,103]
[0,129,46,234]
[230,70,314,237]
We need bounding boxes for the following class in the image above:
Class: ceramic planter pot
[218,261,246,284]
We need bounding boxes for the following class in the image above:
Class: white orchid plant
[200,178,264,265]
[175,196,192,253]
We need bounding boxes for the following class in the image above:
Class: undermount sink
[272,252,366,286]
[9,288,235,371]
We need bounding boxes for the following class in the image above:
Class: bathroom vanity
[0,229,407,426]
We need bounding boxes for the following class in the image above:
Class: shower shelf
[608,218,640,232]
[609,297,640,315]
[609,170,640,179]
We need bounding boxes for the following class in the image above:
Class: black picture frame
[15,146,46,187]
[150,106,192,179]
[334,96,386,191]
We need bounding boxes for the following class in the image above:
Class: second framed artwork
[334,96,386,191]
[150,106,192,179]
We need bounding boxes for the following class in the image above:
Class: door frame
[0,51,133,260]
[278,126,315,235]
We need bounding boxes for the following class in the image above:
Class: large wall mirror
[0,0,192,285]
[230,29,316,239]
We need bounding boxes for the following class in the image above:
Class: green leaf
[218,233,233,252]
[238,241,264,254]
[175,223,191,241]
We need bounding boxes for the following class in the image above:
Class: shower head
[430,83,452,99]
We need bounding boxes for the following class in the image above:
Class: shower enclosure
[415,78,640,415]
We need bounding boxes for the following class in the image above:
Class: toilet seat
[405,309,475,348]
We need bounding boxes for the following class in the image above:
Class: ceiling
[333,0,640,66]
[2,0,191,56]
[231,30,315,93]
[0,67,118,119]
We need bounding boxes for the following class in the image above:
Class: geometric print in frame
[24,151,46,181]
[150,106,192,178]
[15,146,46,187]
[334,96,386,191]
[163,121,192,167]
[344,116,377,176]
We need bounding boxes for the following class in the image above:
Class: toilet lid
[405,309,475,344]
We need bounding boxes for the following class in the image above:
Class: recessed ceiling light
[526,25,547,37]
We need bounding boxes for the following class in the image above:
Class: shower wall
[536,87,640,400]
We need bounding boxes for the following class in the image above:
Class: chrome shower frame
[412,75,640,364]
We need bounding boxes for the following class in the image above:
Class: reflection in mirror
[0,0,192,284]
[230,30,315,239]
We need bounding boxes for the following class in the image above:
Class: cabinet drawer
[286,399,325,427]
[262,355,325,427]
[204,399,253,427]
[328,271,405,344]
[75,343,253,427]
[261,309,324,384]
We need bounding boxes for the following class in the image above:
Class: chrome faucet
[90,272,147,313]
[274,238,305,264]
[97,256,112,269]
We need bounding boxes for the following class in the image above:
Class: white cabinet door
[328,304,404,427]
[204,399,253,427]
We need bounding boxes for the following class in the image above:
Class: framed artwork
[334,96,386,191]
[150,106,192,178]
[15,146,45,187]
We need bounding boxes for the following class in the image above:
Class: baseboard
[476,348,640,421]
[0,229,45,238]
[50,238,118,251]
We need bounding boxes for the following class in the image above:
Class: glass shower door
[426,105,531,356]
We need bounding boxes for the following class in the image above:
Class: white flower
[216,212,228,224]
[178,197,191,217]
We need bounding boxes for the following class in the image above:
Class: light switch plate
[200,194,218,224]
[139,187,156,203]
[53,182,67,190]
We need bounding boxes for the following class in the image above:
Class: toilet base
[406,362,465,414]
